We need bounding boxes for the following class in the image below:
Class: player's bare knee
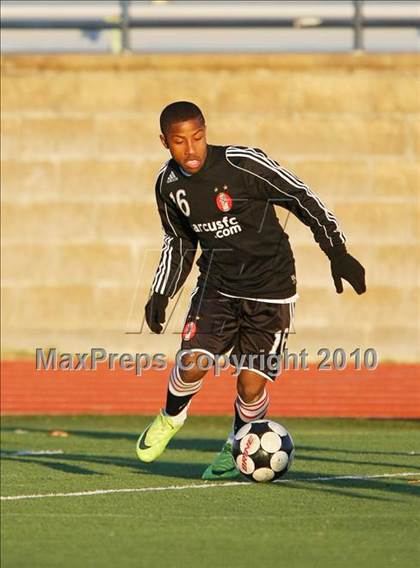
[237,368,267,402]
[237,381,265,403]
[179,351,211,382]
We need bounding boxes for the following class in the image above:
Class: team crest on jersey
[182,321,197,341]
[216,191,233,212]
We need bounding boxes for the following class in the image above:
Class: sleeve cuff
[324,244,347,260]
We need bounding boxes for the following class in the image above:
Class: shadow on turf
[299,444,420,458]
[0,449,213,479]
[297,453,420,471]
[1,426,139,441]
[2,450,420,501]
[0,452,106,475]
[282,473,420,501]
[0,426,222,452]
[3,426,418,458]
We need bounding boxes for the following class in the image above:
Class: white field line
[1,472,419,502]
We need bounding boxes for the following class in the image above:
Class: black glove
[144,293,169,333]
[328,248,366,295]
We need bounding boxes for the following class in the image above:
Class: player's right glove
[328,248,366,295]
[144,293,169,334]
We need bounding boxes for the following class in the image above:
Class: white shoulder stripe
[155,238,173,294]
[227,149,334,247]
[156,162,170,195]
[246,147,343,229]
[152,234,172,294]
[253,150,341,227]
[160,241,173,294]
[226,147,345,246]
[229,146,345,241]
[171,238,184,297]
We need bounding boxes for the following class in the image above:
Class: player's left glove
[328,248,366,295]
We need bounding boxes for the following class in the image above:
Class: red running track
[1,360,419,417]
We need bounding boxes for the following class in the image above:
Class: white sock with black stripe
[164,365,203,425]
[233,389,270,434]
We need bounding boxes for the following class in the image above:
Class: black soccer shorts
[180,285,295,381]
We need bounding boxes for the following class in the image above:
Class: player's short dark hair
[160,101,205,135]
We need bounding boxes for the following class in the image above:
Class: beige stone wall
[1,54,419,361]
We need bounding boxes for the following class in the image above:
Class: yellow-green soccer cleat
[136,410,184,463]
[201,441,241,480]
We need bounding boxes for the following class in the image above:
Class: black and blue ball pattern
[232,420,295,482]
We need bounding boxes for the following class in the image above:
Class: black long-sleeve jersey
[150,145,346,300]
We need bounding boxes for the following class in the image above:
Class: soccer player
[136,101,366,479]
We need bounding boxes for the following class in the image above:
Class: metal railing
[1,0,419,53]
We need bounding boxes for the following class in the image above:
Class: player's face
[160,118,207,174]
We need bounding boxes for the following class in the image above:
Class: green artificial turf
[1,416,419,568]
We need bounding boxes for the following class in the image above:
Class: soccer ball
[232,420,295,482]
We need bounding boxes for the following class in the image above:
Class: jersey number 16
[169,190,191,217]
